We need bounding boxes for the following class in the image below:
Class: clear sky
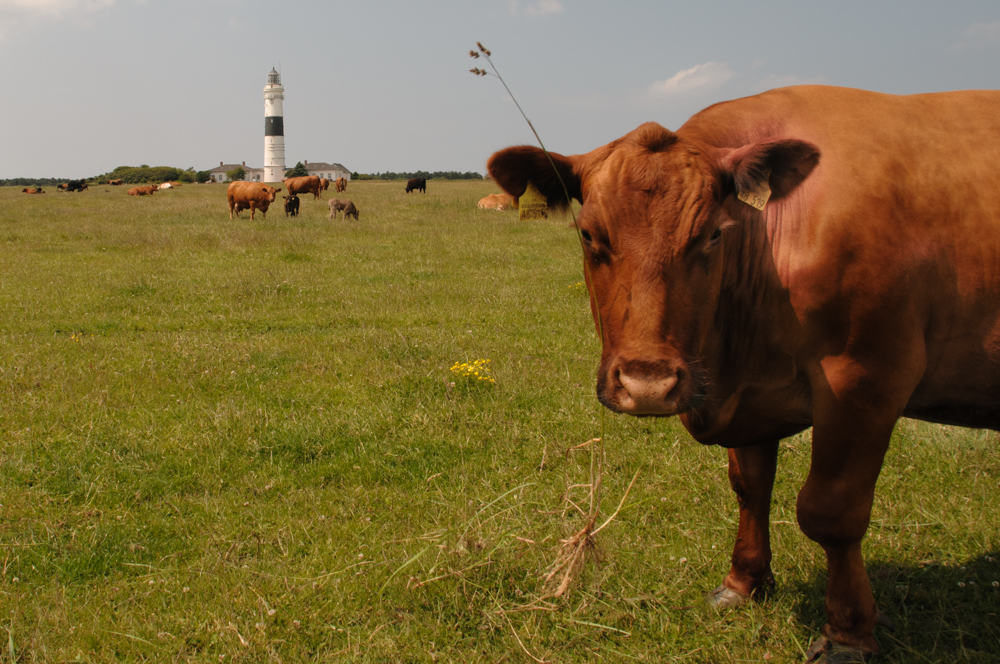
[2,0,999,179]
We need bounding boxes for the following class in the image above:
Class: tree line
[351,171,483,181]
[4,167,485,187]
[0,177,73,187]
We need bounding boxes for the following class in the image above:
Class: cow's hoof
[705,584,748,609]
[804,636,873,663]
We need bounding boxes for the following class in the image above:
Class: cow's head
[488,122,818,421]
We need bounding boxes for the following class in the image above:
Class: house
[205,160,352,183]
[206,161,265,183]
[291,161,351,182]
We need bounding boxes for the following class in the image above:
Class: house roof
[207,163,262,173]
[302,162,350,172]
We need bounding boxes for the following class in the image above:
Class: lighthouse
[263,68,285,183]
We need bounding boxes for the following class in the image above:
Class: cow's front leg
[797,357,911,661]
[708,440,779,608]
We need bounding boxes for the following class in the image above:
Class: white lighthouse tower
[263,68,285,183]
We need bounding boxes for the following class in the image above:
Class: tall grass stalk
[471,42,624,599]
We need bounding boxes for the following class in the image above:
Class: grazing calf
[327,198,359,220]
[284,194,300,217]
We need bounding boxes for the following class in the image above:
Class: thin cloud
[953,21,1000,51]
[0,0,116,38]
[648,62,734,97]
[507,0,565,17]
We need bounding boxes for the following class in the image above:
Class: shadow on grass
[789,550,1000,662]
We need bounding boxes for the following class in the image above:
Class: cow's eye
[710,228,722,241]
[580,229,593,243]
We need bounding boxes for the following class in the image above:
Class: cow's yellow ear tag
[518,181,548,221]
[737,170,771,210]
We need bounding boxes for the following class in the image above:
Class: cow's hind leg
[708,440,779,608]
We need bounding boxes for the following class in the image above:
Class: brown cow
[127,185,157,196]
[108,179,123,185]
[405,177,426,193]
[327,198,358,220]
[320,178,330,191]
[283,175,322,200]
[335,177,347,192]
[477,193,516,211]
[21,187,44,194]
[488,85,1000,662]
[228,181,280,220]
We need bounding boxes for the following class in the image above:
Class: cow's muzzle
[598,357,687,416]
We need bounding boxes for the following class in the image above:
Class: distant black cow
[66,179,88,192]
[405,177,426,193]
[284,194,300,217]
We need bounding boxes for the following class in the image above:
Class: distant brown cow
[21,187,45,194]
[327,198,359,220]
[56,183,68,191]
[335,177,347,192]
[127,186,157,196]
[320,178,330,191]
[478,193,516,211]
[405,177,426,193]
[228,181,281,220]
[283,175,322,200]
[108,179,123,186]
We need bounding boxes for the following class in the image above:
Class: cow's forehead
[581,138,708,211]
[577,131,717,252]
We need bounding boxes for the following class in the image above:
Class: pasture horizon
[0,182,997,662]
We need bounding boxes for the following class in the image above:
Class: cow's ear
[720,139,820,203]
[487,146,582,210]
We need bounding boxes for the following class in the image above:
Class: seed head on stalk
[469,42,636,600]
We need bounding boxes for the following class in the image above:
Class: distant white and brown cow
[477,193,516,211]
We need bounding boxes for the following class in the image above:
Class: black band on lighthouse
[265,116,284,136]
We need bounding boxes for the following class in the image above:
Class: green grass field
[1,181,997,663]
